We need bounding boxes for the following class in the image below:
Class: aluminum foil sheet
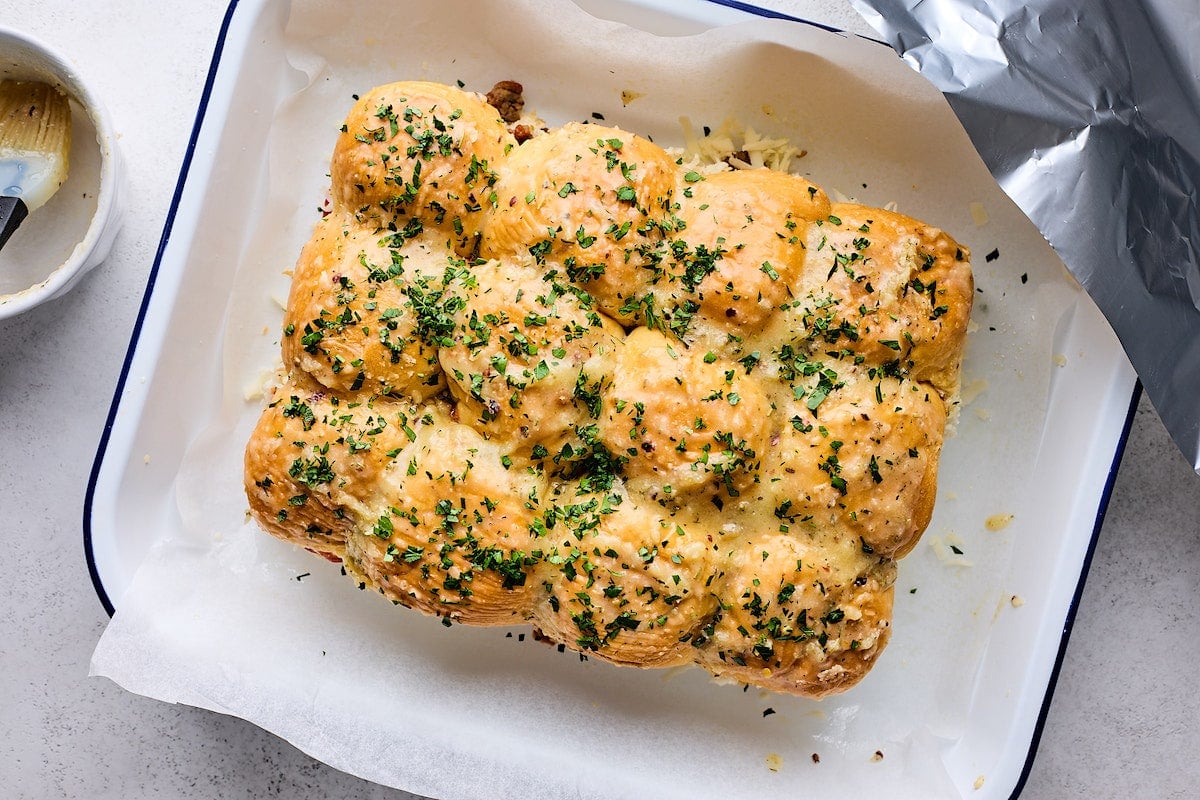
[851,0,1200,471]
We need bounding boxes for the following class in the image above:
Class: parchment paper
[91,1,1085,797]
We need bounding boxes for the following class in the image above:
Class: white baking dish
[85,1,1138,798]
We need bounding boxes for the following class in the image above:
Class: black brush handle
[0,195,29,252]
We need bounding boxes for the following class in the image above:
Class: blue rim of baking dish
[1006,381,1140,798]
[80,2,1140,798]
[82,0,243,620]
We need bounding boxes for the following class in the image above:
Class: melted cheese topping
[244,81,973,697]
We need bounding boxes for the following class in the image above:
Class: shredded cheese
[679,115,807,173]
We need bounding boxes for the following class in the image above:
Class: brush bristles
[0,80,71,154]
[0,80,71,210]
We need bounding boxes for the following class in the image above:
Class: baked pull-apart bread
[244,80,973,697]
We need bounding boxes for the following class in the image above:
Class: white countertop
[2,1,1198,797]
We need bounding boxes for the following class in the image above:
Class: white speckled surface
[0,1,1197,798]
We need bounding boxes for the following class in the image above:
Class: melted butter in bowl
[0,25,123,319]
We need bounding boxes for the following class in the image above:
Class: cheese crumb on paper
[930,532,973,567]
[969,201,989,226]
[986,513,1014,531]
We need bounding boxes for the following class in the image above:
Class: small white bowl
[0,25,123,320]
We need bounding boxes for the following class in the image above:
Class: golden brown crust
[676,169,830,333]
[244,81,973,697]
[330,81,515,253]
[598,327,775,500]
[342,422,543,624]
[281,217,449,400]
[243,383,433,559]
[699,532,896,698]
[436,259,624,456]
[760,374,947,559]
[798,202,974,397]
[531,500,717,668]
[480,123,680,322]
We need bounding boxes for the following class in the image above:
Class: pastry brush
[0,79,71,252]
